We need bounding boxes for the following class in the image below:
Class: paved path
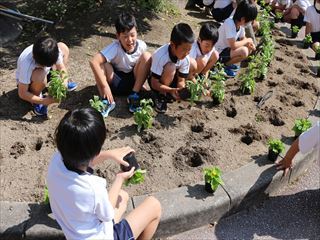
[168,157,320,240]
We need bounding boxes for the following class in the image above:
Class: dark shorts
[113,219,134,240]
[218,48,231,64]
[148,74,178,93]
[311,31,320,44]
[211,3,234,22]
[110,69,135,96]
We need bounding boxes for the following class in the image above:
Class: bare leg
[57,42,70,65]
[126,196,161,240]
[29,68,47,96]
[283,6,300,23]
[201,49,219,74]
[226,46,249,65]
[113,190,129,223]
[133,52,152,92]
[150,62,176,95]
[94,62,115,97]
[188,57,199,79]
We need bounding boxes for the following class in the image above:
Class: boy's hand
[118,167,135,180]
[276,157,292,177]
[102,85,114,104]
[43,96,58,106]
[170,87,183,100]
[108,146,134,166]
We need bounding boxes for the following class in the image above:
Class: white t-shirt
[277,0,292,8]
[189,41,215,60]
[293,0,311,12]
[151,43,190,79]
[15,45,63,85]
[214,0,233,9]
[100,39,147,73]
[214,18,245,53]
[304,6,320,33]
[47,152,114,240]
[299,121,320,154]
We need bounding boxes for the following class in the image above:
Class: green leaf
[125,169,147,186]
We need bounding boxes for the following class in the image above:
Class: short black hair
[170,23,195,46]
[55,107,106,170]
[199,23,219,44]
[115,13,137,33]
[233,0,258,23]
[33,36,59,67]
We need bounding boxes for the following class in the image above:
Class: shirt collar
[120,40,139,55]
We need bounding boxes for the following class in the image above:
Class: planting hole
[35,137,43,151]
[226,106,237,118]
[276,68,284,75]
[241,135,253,145]
[10,142,26,159]
[292,100,304,107]
[188,152,203,167]
[191,122,204,133]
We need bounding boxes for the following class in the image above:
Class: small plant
[204,166,224,193]
[267,139,285,161]
[265,5,272,13]
[186,74,207,105]
[210,79,225,104]
[275,12,283,22]
[48,70,67,102]
[292,25,300,34]
[240,71,256,95]
[89,95,105,112]
[125,169,147,186]
[315,46,320,60]
[292,118,312,136]
[304,34,313,44]
[133,99,154,132]
[44,186,49,204]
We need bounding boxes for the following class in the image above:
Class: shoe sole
[67,86,77,92]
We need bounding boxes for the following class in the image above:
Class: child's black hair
[170,23,195,46]
[115,13,137,33]
[199,23,219,44]
[55,107,106,170]
[33,36,59,67]
[233,0,258,23]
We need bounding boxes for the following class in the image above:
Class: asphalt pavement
[168,158,320,240]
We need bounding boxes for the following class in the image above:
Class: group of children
[13,0,319,239]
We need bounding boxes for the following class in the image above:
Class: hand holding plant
[125,169,147,186]
[89,95,105,112]
[48,70,68,102]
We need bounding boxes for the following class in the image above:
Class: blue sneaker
[225,64,240,72]
[224,68,237,78]
[33,104,48,116]
[101,99,116,117]
[67,82,78,92]
[127,92,140,113]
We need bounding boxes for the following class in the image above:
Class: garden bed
[0,2,318,202]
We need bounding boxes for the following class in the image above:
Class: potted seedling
[89,95,105,112]
[210,79,225,104]
[267,139,285,162]
[292,118,312,137]
[120,152,147,186]
[48,70,67,102]
[291,25,300,38]
[303,34,312,49]
[134,99,153,132]
[203,166,224,193]
[315,46,320,60]
[275,12,283,23]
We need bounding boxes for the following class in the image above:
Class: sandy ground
[0,2,319,202]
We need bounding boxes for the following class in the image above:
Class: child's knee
[239,47,250,58]
[211,50,219,62]
[146,196,161,216]
[119,189,129,203]
[58,42,69,56]
[141,51,152,62]
[31,68,47,83]
[290,7,300,18]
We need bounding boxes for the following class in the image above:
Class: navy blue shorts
[113,219,134,240]
[110,69,135,96]
[311,31,320,44]
[218,48,231,64]
[211,3,234,22]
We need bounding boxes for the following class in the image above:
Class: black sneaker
[154,94,167,113]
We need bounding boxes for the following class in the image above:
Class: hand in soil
[276,158,292,177]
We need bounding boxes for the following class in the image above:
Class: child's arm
[109,169,135,208]
[91,147,134,167]
[304,22,312,36]
[150,77,182,94]
[228,37,255,50]
[89,53,114,103]
[18,83,56,105]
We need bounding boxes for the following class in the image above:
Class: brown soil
[0,2,319,202]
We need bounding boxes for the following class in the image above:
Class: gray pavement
[168,158,320,240]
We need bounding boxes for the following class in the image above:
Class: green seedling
[275,12,283,21]
[292,25,300,34]
[48,70,67,102]
[265,5,272,13]
[89,95,105,112]
[186,74,207,105]
[204,166,224,192]
[240,71,256,94]
[44,186,49,204]
[292,118,312,136]
[133,99,154,132]
[267,139,285,154]
[316,46,320,54]
[125,169,147,186]
[210,79,225,103]
[304,34,313,44]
